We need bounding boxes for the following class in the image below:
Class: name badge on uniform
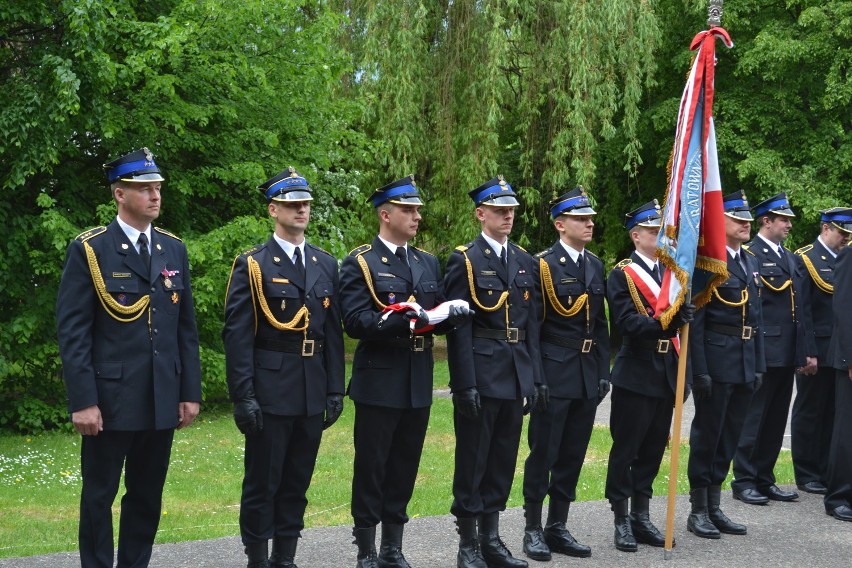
[112,272,131,278]
[762,262,776,267]
[377,272,396,278]
[561,277,577,283]
[481,270,497,276]
[272,278,289,284]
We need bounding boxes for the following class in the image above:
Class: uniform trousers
[452,396,523,518]
[605,387,674,502]
[791,367,835,485]
[688,382,753,488]
[824,369,852,511]
[351,403,430,527]
[79,428,174,568]
[732,366,794,492]
[240,413,323,544]
[523,396,596,503]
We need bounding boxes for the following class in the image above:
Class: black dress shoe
[797,481,828,495]
[759,484,799,502]
[826,505,852,522]
[732,488,769,505]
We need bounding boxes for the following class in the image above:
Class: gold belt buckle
[581,339,594,353]
[742,326,753,340]
[656,339,670,354]
[411,335,425,352]
[301,339,315,357]
[507,328,520,343]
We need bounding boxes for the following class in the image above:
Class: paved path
[2,489,847,567]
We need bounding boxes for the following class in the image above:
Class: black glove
[233,397,263,435]
[670,302,696,329]
[533,384,549,413]
[753,373,764,392]
[453,387,481,420]
[323,394,344,430]
[597,379,611,405]
[376,311,410,333]
[445,304,475,327]
[403,308,430,330]
[692,374,712,401]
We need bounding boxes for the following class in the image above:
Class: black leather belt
[383,336,434,352]
[473,327,526,343]
[623,336,673,354]
[707,323,754,340]
[541,333,595,353]
[255,338,324,357]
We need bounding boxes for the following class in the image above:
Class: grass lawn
[0,358,795,558]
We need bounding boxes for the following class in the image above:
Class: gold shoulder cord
[801,254,833,294]
[356,249,389,310]
[622,271,650,316]
[539,258,589,331]
[759,275,795,321]
[461,249,508,312]
[712,285,749,329]
[83,241,149,323]
[247,256,309,333]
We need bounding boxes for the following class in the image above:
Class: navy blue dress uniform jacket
[746,239,808,367]
[828,246,852,371]
[340,237,445,409]
[691,249,766,383]
[56,220,202,430]
[607,253,683,398]
[795,240,837,362]
[444,235,542,398]
[222,238,344,416]
[534,243,609,399]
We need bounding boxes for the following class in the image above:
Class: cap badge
[143,147,154,166]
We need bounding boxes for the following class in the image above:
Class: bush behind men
[56,148,202,568]
[222,167,345,568]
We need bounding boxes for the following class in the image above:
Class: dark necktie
[651,263,661,285]
[292,247,305,282]
[138,233,150,272]
[395,246,408,267]
[500,247,507,266]
[734,252,746,276]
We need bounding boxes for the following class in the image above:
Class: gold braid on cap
[539,258,589,327]
[354,246,390,310]
[83,241,150,322]
[247,256,309,332]
[799,254,833,294]
[459,247,508,312]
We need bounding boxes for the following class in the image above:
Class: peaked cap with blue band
[752,192,795,218]
[468,176,519,207]
[259,167,313,202]
[723,190,754,221]
[367,175,423,208]
[103,147,164,183]
[550,186,596,219]
[624,199,661,229]
[820,206,852,234]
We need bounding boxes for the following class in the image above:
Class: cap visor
[725,211,754,221]
[271,190,313,202]
[388,196,423,206]
[479,195,520,207]
[120,173,165,182]
[561,206,597,216]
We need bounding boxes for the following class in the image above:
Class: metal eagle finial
[707,0,723,27]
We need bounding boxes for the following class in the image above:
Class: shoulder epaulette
[511,242,528,253]
[75,226,107,242]
[742,243,751,251]
[615,258,632,269]
[349,244,371,257]
[411,245,434,256]
[534,248,553,259]
[240,243,265,257]
[585,250,601,260]
[154,226,182,241]
[794,244,813,256]
[455,242,473,252]
[744,248,756,256]
[307,243,334,258]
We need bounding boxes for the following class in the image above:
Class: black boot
[611,499,637,552]
[630,494,667,547]
[708,485,747,535]
[543,500,591,558]
[478,512,528,567]
[378,524,411,568]
[245,541,270,568]
[269,537,298,568]
[522,501,550,561]
[686,488,721,539]
[456,517,487,568]
[353,527,379,568]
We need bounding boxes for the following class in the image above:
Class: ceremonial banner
[656,27,733,328]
